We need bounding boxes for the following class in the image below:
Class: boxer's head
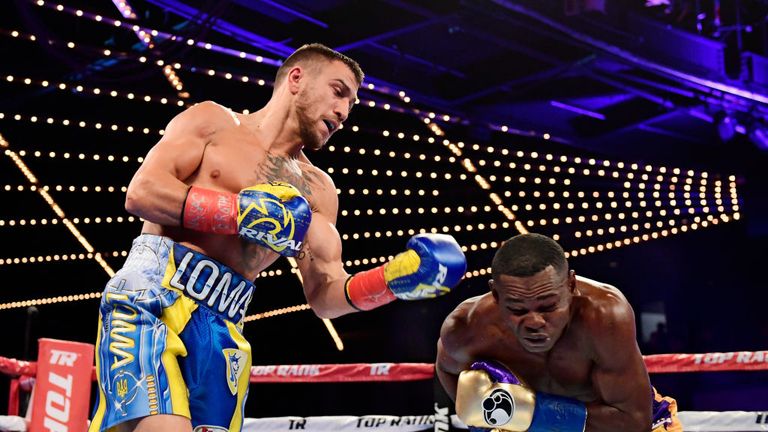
[490,233,576,353]
[273,44,363,150]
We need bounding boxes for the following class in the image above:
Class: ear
[286,66,303,95]
[567,269,577,293]
[489,279,499,302]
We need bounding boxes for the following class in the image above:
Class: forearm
[304,274,358,319]
[435,367,458,401]
[125,171,189,226]
[585,401,649,432]
[303,262,397,318]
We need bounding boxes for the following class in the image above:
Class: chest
[477,326,594,398]
[198,128,325,205]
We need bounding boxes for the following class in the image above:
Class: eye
[507,307,527,316]
[333,87,343,97]
[539,304,557,313]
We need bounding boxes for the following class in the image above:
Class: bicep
[297,211,346,286]
[436,314,473,400]
[295,182,349,310]
[589,304,651,418]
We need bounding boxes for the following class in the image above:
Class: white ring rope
[2,412,768,432]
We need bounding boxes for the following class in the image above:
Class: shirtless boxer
[436,233,679,432]
[89,43,467,432]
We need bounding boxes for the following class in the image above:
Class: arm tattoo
[299,241,314,262]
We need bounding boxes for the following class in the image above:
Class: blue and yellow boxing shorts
[652,386,683,432]
[89,234,254,432]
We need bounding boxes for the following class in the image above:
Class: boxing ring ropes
[1,347,767,431]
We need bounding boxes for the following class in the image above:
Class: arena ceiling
[1,0,768,415]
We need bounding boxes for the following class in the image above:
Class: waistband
[131,234,255,324]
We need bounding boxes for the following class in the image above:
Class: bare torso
[141,107,332,280]
[450,279,623,403]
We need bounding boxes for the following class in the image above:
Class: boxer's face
[490,266,575,353]
[293,60,358,150]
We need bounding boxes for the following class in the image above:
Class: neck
[247,96,303,157]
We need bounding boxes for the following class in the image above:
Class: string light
[2,74,186,108]
[1,148,144,163]
[464,267,493,279]
[2,184,129,193]
[569,212,736,239]
[243,304,312,321]
[392,135,526,232]
[0,111,163,135]
[0,215,138,227]
[30,0,282,65]
[25,0,437,108]
[0,251,127,265]
[2,26,432,121]
[0,264,285,311]
[565,212,740,258]
[490,123,567,144]
[339,222,510,244]
[339,204,496,218]
[0,292,102,310]
[162,65,187,97]
[1,132,115,276]
[466,144,722,182]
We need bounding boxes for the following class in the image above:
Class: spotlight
[715,112,736,142]
[749,123,768,151]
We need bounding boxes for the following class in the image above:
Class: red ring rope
[1,351,767,383]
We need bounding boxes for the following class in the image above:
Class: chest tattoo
[256,153,324,199]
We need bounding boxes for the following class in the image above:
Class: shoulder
[165,100,239,137]
[438,294,496,371]
[574,277,636,341]
[440,294,492,350]
[298,155,339,213]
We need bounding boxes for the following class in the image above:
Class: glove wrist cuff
[182,186,237,234]
[345,265,395,311]
[530,392,587,432]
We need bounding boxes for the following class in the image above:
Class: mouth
[522,335,550,346]
[322,119,337,134]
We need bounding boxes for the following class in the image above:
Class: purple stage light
[550,100,606,120]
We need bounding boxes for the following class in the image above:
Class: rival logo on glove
[238,196,303,254]
[238,227,302,252]
[482,388,515,426]
[432,264,448,287]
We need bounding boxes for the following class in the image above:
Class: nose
[523,313,546,332]
[334,102,349,123]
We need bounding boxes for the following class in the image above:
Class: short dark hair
[274,43,364,88]
[491,233,568,279]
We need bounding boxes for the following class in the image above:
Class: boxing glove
[456,360,587,432]
[344,233,466,310]
[182,182,311,257]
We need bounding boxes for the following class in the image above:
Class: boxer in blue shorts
[90,43,467,432]
[91,236,255,431]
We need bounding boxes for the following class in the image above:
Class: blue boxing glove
[344,234,467,310]
[182,182,311,257]
[456,360,587,432]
